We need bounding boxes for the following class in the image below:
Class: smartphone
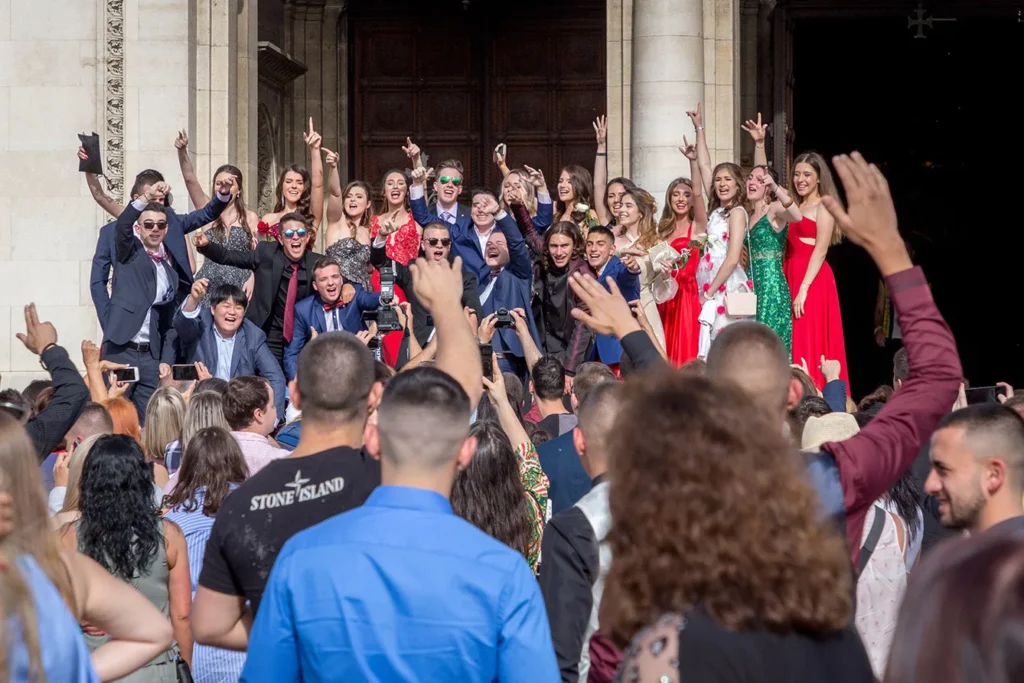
[172,364,199,381]
[965,385,1007,405]
[112,367,140,383]
[479,343,494,381]
[494,143,507,157]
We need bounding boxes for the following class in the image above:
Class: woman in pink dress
[785,152,849,389]
[656,143,707,366]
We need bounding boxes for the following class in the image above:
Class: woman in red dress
[785,152,849,389]
[370,169,421,365]
[656,144,707,366]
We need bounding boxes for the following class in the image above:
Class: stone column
[629,0,704,210]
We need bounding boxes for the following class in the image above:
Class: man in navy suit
[173,279,287,418]
[476,189,541,384]
[90,170,230,331]
[284,258,380,380]
[102,180,232,418]
[406,162,519,287]
[583,226,640,371]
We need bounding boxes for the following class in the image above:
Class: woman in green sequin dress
[745,166,803,356]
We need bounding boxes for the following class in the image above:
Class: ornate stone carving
[104,0,125,202]
[256,104,280,217]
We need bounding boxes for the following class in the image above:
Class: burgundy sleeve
[512,203,545,259]
[821,267,961,564]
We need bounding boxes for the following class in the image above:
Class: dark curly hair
[77,435,162,581]
[542,221,585,273]
[451,420,533,562]
[163,427,249,517]
[602,374,852,646]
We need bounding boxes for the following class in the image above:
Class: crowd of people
[0,105,1022,683]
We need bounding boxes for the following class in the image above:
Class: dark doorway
[349,0,605,191]
[793,6,1024,396]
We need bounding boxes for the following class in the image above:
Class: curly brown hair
[541,221,585,272]
[601,374,852,646]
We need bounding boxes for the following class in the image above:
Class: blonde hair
[792,152,843,245]
[500,169,538,216]
[58,434,104,516]
[181,391,229,453]
[0,414,75,612]
[620,188,660,250]
[0,546,44,681]
[142,387,186,462]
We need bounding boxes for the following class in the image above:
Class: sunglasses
[141,220,168,230]
[425,237,451,247]
[439,176,462,187]
[283,228,308,239]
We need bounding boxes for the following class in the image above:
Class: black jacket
[27,346,90,461]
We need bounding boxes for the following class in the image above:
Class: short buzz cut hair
[279,211,308,229]
[70,402,114,439]
[376,367,471,468]
[938,404,1024,491]
[572,362,617,404]
[312,256,341,276]
[706,321,791,416]
[209,284,248,310]
[577,381,624,445]
[222,376,271,430]
[296,332,376,425]
[531,355,566,401]
[421,221,450,234]
[586,225,615,242]
[141,202,167,216]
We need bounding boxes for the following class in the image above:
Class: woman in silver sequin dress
[324,160,374,289]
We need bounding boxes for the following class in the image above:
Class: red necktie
[282,262,300,342]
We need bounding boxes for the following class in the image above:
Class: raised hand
[192,231,209,248]
[678,136,698,160]
[195,362,212,381]
[78,146,89,161]
[568,272,641,339]
[81,339,101,366]
[593,115,608,148]
[822,152,898,250]
[303,117,322,150]
[107,375,129,399]
[341,283,356,305]
[478,313,498,344]
[740,113,768,143]
[493,143,507,167]
[145,181,170,203]
[504,183,523,205]
[402,137,421,162]
[409,255,465,314]
[480,194,501,216]
[174,129,189,150]
[820,355,841,383]
[686,102,703,131]
[377,209,402,237]
[16,304,58,356]
[214,176,233,197]
[410,165,433,187]
[323,148,339,168]
[523,165,547,190]
[190,278,210,303]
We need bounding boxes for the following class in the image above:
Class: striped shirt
[165,488,246,683]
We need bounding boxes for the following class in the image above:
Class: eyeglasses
[282,228,308,239]
[141,220,168,231]
[439,176,462,187]
[426,237,451,247]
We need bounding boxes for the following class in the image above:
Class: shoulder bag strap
[856,505,887,577]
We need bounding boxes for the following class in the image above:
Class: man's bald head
[706,322,795,418]
[573,381,624,476]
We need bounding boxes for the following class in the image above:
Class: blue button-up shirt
[212,327,235,381]
[242,485,558,683]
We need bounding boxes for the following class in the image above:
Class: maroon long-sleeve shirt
[821,266,961,565]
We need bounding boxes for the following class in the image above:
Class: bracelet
[40,343,57,355]
[755,142,765,148]
[596,152,607,157]
[696,125,705,131]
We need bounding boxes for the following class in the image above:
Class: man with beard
[284,258,379,380]
[195,213,335,364]
[174,279,286,417]
[925,404,1024,536]
[372,221,481,360]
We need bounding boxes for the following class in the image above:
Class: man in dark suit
[103,180,231,417]
[583,226,640,369]
[284,258,379,380]
[406,162,520,286]
[194,212,324,364]
[90,169,230,330]
[476,190,541,384]
[371,221,481,358]
[173,279,286,418]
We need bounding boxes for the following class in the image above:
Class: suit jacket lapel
[229,324,246,376]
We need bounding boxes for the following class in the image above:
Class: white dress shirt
[181,305,237,380]
[324,305,341,332]
[409,184,458,223]
[129,197,175,344]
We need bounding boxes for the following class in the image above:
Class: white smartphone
[112,367,140,384]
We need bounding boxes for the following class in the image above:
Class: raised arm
[407,164,436,228]
[702,209,748,298]
[410,255,483,412]
[741,113,769,168]
[592,116,611,226]
[769,178,802,227]
[687,103,713,197]
[79,146,125,218]
[511,202,545,260]
[193,231,262,270]
[792,207,835,319]
[172,278,209,348]
[509,309,543,372]
[174,130,210,207]
[303,117,325,227]
[177,180,232,235]
[114,192,151,264]
[524,165,553,232]
[493,142,511,178]
[323,148,344,226]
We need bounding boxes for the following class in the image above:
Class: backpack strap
[856,505,887,577]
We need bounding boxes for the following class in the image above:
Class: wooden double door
[350,0,606,192]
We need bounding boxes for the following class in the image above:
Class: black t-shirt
[198,446,380,614]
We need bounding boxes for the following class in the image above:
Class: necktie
[147,250,166,263]
[441,211,454,224]
[282,262,300,342]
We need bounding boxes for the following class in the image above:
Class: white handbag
[725,230,757,317]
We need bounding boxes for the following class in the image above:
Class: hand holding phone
[171,364,200,381]
[479,343,494,381]
[112,367,140,383]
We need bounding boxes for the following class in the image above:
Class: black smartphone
[965,385,1007,405]
[112,367,140,383]
[479,343,493,381]
[172,364,199,381]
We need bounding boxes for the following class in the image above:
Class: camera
[494,308,515,329]
[362,259,403,333]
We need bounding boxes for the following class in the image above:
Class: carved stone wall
[104,0,126,202]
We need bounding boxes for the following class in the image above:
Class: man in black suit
[194,212,332,363]
[103,180,231,418]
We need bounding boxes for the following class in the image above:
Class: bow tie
[147,250,167,263]
[323,299,346,312]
